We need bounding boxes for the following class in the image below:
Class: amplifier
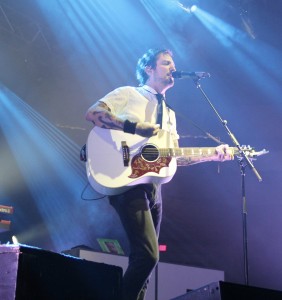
[0,205,14,233]
[0,244,122,300]
[171,281,282,300]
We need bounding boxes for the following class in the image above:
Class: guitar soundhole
[141,144,159,162]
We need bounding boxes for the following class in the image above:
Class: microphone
[172,71,211,80]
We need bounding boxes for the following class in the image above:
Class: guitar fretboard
[160,147,219,158]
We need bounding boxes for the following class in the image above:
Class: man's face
[149,53,176,89]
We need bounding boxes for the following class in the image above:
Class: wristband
[123,120,137,134]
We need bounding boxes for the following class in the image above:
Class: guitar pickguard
[129,154,172,178]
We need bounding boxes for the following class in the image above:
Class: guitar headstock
[236,145,269,160]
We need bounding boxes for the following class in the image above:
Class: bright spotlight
[190,5,198,12]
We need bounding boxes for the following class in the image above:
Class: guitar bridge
[121,141,130,166]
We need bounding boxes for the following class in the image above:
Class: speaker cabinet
[171,281,282,300]
[0,245,122,300]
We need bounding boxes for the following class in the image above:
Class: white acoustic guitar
[86,127,266,196]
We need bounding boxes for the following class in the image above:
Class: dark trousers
[109,184,162,300]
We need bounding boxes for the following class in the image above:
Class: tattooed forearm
[176,156,209,166]
[86,102,124,130]
[97,112,124,130]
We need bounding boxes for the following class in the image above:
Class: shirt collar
[142,85,165,97]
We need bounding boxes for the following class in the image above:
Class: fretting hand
[214,144,234,161]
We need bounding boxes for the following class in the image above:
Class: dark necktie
[156,93,164,129]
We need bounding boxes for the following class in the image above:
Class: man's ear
[145,65,152,76]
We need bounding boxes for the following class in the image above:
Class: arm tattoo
[92,103,123,130]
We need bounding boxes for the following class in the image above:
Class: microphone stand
[191,76,263,286]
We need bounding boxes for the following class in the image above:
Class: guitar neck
[160,147,226,158]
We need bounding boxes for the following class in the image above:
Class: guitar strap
[80,144,87,162]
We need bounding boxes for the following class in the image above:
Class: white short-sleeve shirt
[99,85,179,142]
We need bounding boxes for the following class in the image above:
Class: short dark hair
[136,48,173,85]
